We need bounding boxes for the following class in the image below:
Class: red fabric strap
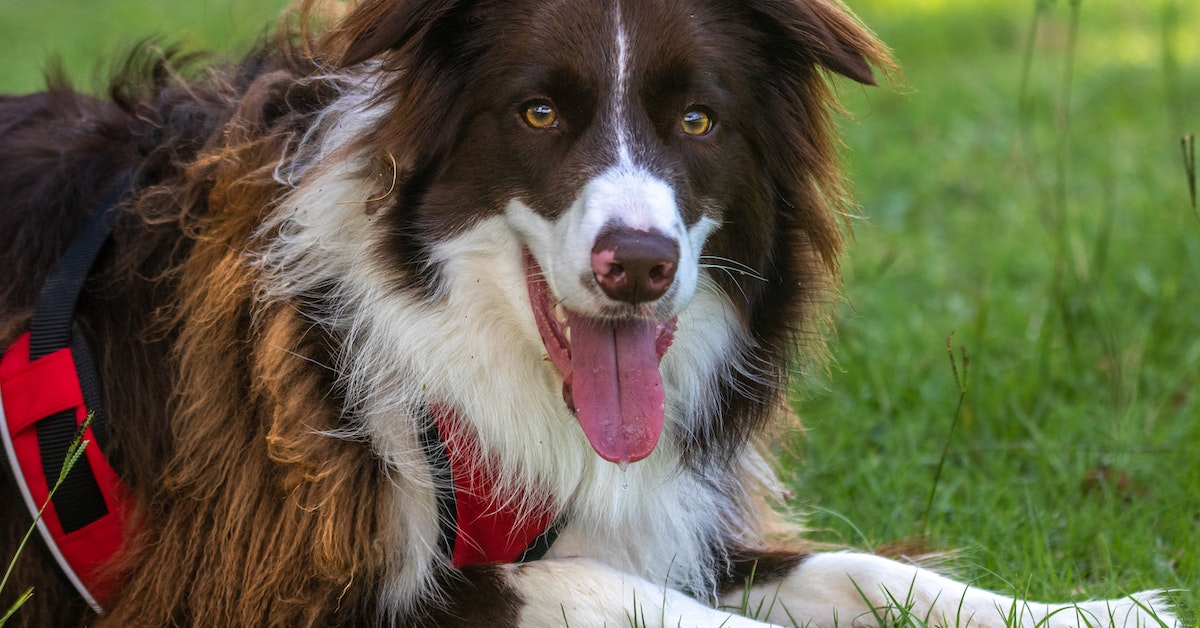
[4,327,558,605]
[0,332,129,607]
[432,408,558,567]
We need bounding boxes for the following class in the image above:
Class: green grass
[792,0,1198,624]
[0,0,289,94]
[1,1,1195,626]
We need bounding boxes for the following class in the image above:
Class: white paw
[1028,591,1180,628]
[1087,591,1179,628]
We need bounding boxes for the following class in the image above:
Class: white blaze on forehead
[613,5,634,167]
[600,6,678,236]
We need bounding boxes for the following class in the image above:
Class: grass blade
[0,413,94,625]
[1182,134,1196,216]
[920,334,969,538]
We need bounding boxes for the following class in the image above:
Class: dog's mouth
[525,251,676,464]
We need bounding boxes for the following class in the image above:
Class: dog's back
[0,40,404,625]
[0,90,128,315]
[0,54,272,626]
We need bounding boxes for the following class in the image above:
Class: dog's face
[457,3,751,464]
[327,0,879,464]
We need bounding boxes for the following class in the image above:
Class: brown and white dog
[0,0,1178,626]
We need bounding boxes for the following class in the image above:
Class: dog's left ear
[757,0,890,86]
[316,0,476,68]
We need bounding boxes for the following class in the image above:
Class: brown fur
[0,42,392,627]
[0,1,893,625]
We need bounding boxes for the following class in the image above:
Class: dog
[0,0,1179,626]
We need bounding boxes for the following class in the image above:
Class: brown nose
[590,229,679,304]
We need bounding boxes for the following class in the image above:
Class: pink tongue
[568,315,665,463]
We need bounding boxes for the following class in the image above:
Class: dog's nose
[590,229,679,304]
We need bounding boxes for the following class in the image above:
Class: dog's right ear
[313,0,476,68]
[748,0,893,86]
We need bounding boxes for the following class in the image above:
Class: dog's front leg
[494,558,783,627]
[719,551,1178,628]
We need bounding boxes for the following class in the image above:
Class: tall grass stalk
[1160,0,1186,138]
[1031,0,1086,386]
[1016,0,1053,130]
[0,415,93,626]
[919,335,969,539]
[1182,134,1197,215]
[1053,0,1082,213]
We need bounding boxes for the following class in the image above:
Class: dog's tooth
[564,325,571,343]
[553,303,568,325]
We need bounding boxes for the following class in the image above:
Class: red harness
[1,178,561,614]
[0,181,131,613]
[0,332,128,611]
[0,347,563,611]
[429,407,564,567]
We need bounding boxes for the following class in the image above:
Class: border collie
[0,0,1178,625]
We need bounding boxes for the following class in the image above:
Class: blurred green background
[1,0,1196,623]
[814,1,1198,621]
[0,0,289,93]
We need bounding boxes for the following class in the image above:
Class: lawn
[796,0,1198,623]
[1,0,1196,625]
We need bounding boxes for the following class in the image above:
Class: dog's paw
[510,558,785,628]
[1036,591,1180,628]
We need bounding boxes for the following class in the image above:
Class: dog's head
[311,0,888,463]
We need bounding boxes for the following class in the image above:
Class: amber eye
[522,101,559,129]
[680,109,714,136]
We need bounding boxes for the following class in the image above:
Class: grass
[792,0,1199,624]
[1,0,1195,626]
[0,0,289,94]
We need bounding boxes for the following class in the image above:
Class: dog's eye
[522,101,559,130]
[680,109,714,136]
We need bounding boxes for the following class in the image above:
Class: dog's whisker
[698,269,752,306]
[698,255,766,282]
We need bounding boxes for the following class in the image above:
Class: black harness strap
[28,180,126,359]
[516,512,566,563]
[419,413,458,559]
[27,176,128,533]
